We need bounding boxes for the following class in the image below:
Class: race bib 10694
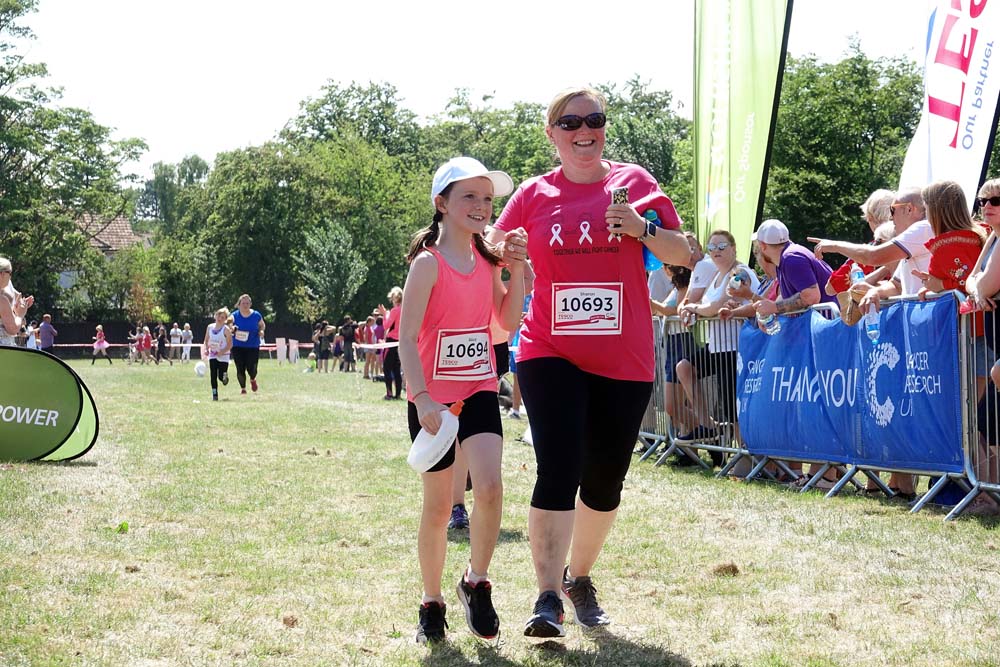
[551,283,623,335]
[432,327,494,381]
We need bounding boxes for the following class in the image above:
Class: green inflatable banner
[694,0,793,261]
[0,347,99,462]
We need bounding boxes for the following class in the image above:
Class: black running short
[407,390,503,473]
[517,357,653,512]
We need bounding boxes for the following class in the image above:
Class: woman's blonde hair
[873,221,896,244]
[546,86,606,126]
[979,178,1000,199]
[387,286,403,304]
[215,307,230,318]
[0,257,11,272]
[861,189,895,225]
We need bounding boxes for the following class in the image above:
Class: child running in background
[91,324,112,364]
[203,308,232,401]
[398,157,527,644]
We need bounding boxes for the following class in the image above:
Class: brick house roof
[77,214,145,254]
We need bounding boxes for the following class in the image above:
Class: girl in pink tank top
[397,157,528,643]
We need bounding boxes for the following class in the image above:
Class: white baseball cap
[431,157,514,206]
[752,219,790,244]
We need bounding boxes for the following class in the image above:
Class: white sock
[421,593,445,606]
[465,564,488,584]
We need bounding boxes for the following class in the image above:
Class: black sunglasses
[553,113,607,131]
[976,196,1000,207]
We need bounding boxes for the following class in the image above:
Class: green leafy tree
[0,0,145,313]
[295,222,368,320]
[200,143,325,319]
[282,81,423,160]
[764,45,922,249]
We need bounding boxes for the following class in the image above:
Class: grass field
[2,360,999,667]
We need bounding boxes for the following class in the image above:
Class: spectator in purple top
[38,313,58,354]
[753,219,836,320]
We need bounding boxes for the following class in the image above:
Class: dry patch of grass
[2,361,999,666]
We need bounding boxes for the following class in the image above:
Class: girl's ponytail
[406,217,441,263]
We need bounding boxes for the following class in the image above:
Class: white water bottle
[757,310,781,335]
[850,262,865,285]
[864,305,880,345]
[407,400,464,473]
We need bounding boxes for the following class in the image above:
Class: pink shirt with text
[495,162,681,382]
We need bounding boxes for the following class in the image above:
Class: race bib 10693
[551,283,623,335]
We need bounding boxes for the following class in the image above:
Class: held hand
[754,299,778,317]
[916,286,930,302]
[718,307,733,322]
[606,204,644,238]
[911,269,930,283]
[501,227,528,267]
[415,393,446,435]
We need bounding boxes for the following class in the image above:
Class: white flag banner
[900,0,1000,208]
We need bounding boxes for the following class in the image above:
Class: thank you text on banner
[738,298,963,473]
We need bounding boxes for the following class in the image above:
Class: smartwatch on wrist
[639,221,657,241]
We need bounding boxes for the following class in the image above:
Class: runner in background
[232,294,265,394]
[91,324,112,364]
[378,287,404,400]
[398,157,526,644]
[204,307,232,401]
[488,86,690,638]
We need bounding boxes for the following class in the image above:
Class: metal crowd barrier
[636,295,1000,520]
[637,312,756,477]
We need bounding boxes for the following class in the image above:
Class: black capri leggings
[209,358,229,390]
[383,341,402,398]
[517,357,653,512]
[230,346,259,389]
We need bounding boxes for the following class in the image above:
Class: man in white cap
[753,219,837,319]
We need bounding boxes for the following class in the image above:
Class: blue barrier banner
[737,297,963,473]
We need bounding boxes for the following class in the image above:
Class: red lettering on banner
[929,84,966,148]
[970,0,987,20]
[934,14,978,75]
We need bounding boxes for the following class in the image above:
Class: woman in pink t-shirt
[398,157,526,644]
[489,87,690,638]
[377,287,404,399]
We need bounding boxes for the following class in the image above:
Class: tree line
[2,1,998,325]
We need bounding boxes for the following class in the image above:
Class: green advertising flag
[694,0,793,262]
[0,348,98,462]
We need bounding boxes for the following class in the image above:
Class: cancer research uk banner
[737,298,963,474]
[899,0,1000,207]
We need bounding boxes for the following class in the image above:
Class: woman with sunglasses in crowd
[961,178,1000,515]
[488,86,689,639]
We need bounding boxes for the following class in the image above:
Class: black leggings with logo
[517,357,653,512]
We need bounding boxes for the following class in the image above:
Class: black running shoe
[447,504,469,530]
[415,601,447,644]
[523,590,565,638]
[220,372,229,386]
[456,575,499,640]
[561,567,610,627]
